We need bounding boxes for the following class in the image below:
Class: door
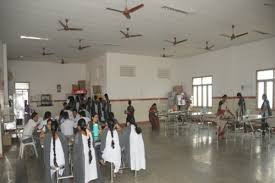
[14,82,29,120]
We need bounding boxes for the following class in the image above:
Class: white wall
[8,61,86,116]
[105,53,177,122]
[173,37,275,97]
[106,52,177,99]
[86,55,107,95]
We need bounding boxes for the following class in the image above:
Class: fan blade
[174,39,188,45]
[80,45,91,50]
[68,28,83,31]
[129,34,142,37]
[253,30,269,35]
[57,28,65,31]
[102,44,120,46]
[235,32,248,38]
[128,4,144,13]
[264,3,274,7]
[120,30,127,36]
[220,34,231,38]
[161,6,190,15]
[106,8,124,13]
[164,40,174,44]
[43,52,55,56]
[208,45,215,49]
[58,20,66,28]
[165,55,173,58]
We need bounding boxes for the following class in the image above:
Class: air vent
[158,68,170,79]
[120,65,136,77]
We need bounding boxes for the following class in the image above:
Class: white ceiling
[0,0,274,63]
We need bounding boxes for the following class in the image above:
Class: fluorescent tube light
[20,35,49,40]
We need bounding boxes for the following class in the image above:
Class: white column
[3,43,8,106]
[0,41,3,158]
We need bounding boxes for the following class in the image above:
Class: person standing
[236,92,246,119]
[104,93,111,120]
[261,94,272,136]
[149,103,160,131]
[125,100,135,122]
[216,95,234,139]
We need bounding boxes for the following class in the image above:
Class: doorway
[14,82,29,121]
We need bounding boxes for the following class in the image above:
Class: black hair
[43,111,52,120]
[107,120,115,149]
[237,92,242,97]
[92,113,98,118]
[51,120,59,167]
[76,96,80,102]
[128,117,142,134]
[109,112,114,119]
[79,111,86,117]
[31,111,38,119]
[47,118,52,125]
[63,111,69,120]
[128,100,132,105]
[72,108,77,112]
[222,95,227,98]
[94,95,98,100]
[78,119,92,164]
[152,103,156,107]
[63,102,67,107]
[104,93,109,101]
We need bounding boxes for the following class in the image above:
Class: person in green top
[90,113,105,165]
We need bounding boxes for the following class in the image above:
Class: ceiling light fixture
[20,35,49,40]
[161,6,195,15]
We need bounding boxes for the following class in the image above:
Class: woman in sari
[216,95,234,139]
[149,103,160,131]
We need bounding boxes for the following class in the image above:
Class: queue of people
[22,97,146,183]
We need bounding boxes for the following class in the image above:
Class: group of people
[22,97,146,183]
[215,93,272,139]
[63,93,111,123]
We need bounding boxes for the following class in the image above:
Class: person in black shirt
[125,100,135,122]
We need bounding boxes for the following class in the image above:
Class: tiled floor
[1,125,275,183]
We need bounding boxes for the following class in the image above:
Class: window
[257,69,274,109]
[192,76,212,107]
[120,65,136,77]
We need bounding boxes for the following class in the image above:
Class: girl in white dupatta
[101,119,121,173]
[74,118,98,183]
[121,117,146,171]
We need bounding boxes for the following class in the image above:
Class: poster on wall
[41,94,52,106]
[57,84,61,93]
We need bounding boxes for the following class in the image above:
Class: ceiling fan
[120,28,142,39]
[165,37,188,46]
[161,48,173,58]
[220,25,248,40]
[106,1,144,19]
[58,19,83,31]
[71,39,91,51]
[204,41,215,51]
[42,47,55,56]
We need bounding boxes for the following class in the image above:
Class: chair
[19,135,38,159]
